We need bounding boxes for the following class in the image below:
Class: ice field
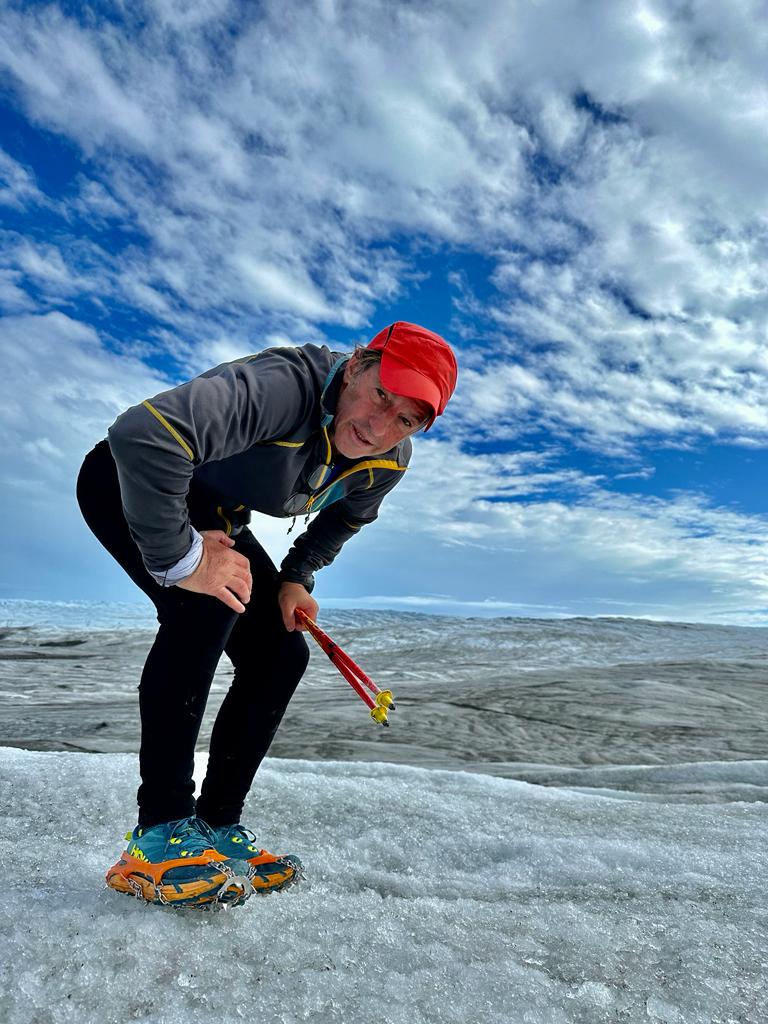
[1,748,766,1024]
[0,603,766,1022]
[2,605,767,776]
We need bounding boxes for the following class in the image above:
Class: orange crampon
[106,849,253,908]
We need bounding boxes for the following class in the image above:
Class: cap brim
[379,357,439,429]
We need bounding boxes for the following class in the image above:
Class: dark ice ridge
[0,605,766,801]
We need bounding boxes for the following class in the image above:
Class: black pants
[76,440,309,828]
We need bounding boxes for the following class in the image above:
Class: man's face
[332,356,430,458]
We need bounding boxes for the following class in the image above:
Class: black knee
[229,626,309,695]
[264,628,310,696]
[287,629,310,678]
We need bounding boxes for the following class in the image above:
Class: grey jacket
[107,344,411,592]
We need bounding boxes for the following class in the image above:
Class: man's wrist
[149,527,204,587]
[277,569,315,594]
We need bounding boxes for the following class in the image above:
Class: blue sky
[1,0,767,624]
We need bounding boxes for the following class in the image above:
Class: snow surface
[1,747,765,1024]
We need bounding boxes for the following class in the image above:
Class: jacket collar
[319,355,349,428]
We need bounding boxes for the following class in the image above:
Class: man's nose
[368,408,391,437]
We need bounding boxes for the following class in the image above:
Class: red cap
[366,321,458,430]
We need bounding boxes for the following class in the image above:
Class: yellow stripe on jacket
[142,401,195,460]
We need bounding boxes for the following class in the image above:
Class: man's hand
[278,581,319,632]
[176,530,252,613]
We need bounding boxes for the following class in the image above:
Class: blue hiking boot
[207,823,303,894]
[106,816,255,908]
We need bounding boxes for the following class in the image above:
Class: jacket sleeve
[278,442,411,592]
[107,351,315,575]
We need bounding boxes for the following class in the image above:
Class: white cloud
[0,312,169,483]
[233,256,334,320]
[0,2,762,448]
[14,238,77,290]
[0,314,764,623]
[0,312,174,598]
[0,148,45,210]
[70,178,128,223]
[0,268,35,312]
[323,439,768,625]
[1,2,764,385]
[0,1,766,619]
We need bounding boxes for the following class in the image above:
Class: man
[77,321,457,908]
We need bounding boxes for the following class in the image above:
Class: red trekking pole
[295,610,396,726]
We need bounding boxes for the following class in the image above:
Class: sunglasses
[283,461,335,516]
[283,424,334,516]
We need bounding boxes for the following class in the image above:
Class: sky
[0,0,767,624]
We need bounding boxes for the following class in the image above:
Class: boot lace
[169,816,219,856]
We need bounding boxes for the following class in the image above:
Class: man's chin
[337,442,376,458]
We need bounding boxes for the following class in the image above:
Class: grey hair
[351,345,383,370]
